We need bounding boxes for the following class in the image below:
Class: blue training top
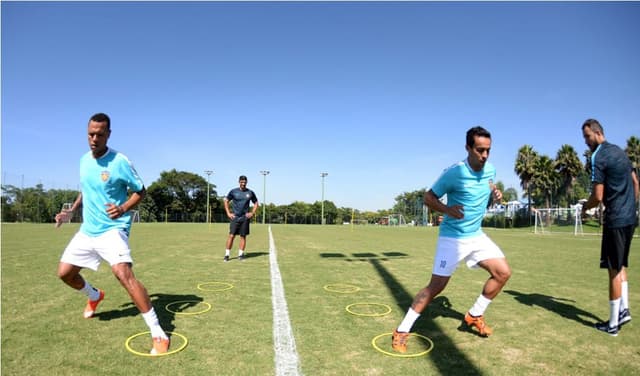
[431,159,496,239]
[225,187,258,218]
[590,141,637,228]
[79,148,144,236]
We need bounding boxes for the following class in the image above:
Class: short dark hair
[239,175,248,182]
[466,126,491,148]
[582,118,604,134]
[90,113,111,130]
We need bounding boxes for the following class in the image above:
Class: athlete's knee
[494,264,512,285]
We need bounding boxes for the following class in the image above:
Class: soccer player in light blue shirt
[392,127,512,353]
[55,113,170,355]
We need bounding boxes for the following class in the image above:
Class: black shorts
[600,225,635,270]
[229,217,250,237]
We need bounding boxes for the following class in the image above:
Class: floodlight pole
[205,170,213,224]
[260,170,270,224]
[321,172,328,225]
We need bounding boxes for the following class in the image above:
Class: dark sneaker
[238,253,245,261]
[391,329,410,353]
[595,321,619,336]
[464,312,493,337]
[619,309,631,326]
[223,255,230,262]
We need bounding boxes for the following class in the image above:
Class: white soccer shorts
[60,229,133,270]
[431,233,505,277]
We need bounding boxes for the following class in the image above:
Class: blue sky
[2,1,639,211]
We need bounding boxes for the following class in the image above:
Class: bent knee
[495,266,512,284]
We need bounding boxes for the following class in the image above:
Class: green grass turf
[2,223,639,375]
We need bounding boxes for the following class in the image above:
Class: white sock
[468,294,492,317]
[225,249,230,256]
[80,281,101,301]
[239,249,245,256]
[142,308,167,339]
[621,281,629,311]
[609,298,621,327]
[397,308,420,333]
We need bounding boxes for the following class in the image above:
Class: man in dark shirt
[223,175,259,262]
[581,118,639,336]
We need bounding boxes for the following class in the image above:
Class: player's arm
[106,187,146,219]
[247,200,259,219]
[424,189,464,219]
[632,169,639,202]
[55,193,82,228]
[581,182,604,216]
[224,198,234,219]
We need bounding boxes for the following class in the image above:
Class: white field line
[269,226,303,376]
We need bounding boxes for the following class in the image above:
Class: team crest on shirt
[246,193,251,198]
[101,171,110,182]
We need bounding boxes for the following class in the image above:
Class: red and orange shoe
[464,312,493,337]
[391,329,410,353]
[83,289,105,319]
[150,337,170,355]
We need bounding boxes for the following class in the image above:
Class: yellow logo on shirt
[101,171,110,182]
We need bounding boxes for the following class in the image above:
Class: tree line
[3,136,638,225]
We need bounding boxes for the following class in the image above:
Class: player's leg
[238,221,250,260]
[58,232,104,318]
[112,262,170,354]
[464,235,511,337]
[392,236,459,352]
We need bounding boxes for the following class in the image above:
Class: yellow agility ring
[165,300,212,315]
[197,282,234,292]
[125,331,188,357]
[371,332,434,358]
[323,283,361,294]
[346,302,392,317]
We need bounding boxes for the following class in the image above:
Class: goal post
[533,207,583,236]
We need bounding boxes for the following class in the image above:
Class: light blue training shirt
[79,148,144,236]
[430,159,495,239]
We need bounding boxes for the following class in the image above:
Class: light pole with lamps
[260,170,270,224]
[205,170,213,224]
[320,172,328,225]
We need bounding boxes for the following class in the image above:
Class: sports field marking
[323,283,361,293]
[346,302,392,317]
[371,332,434,358]
[269,226,303,376]
[164,300,212,315]
[197,281,234,291]
[125,331,188,357]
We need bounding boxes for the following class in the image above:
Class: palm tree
[532,155,559,209]
[514,145,539,219]
[554,144,583,206]
[625,136,640,176]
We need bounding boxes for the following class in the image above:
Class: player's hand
[246,212,254,219]
[492,187,503,202]
[447,205,464,219]
[105,203,125,219]
[55,210,73,228]
[227,213,235,220]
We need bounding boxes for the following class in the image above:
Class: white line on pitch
[269,226,303,376]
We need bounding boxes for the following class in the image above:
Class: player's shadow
[95,293,205,334]
[369,258,482,375]
[504,290,603,327]
[241,251,268,260]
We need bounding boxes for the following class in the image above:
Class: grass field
[2,223,639,375]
